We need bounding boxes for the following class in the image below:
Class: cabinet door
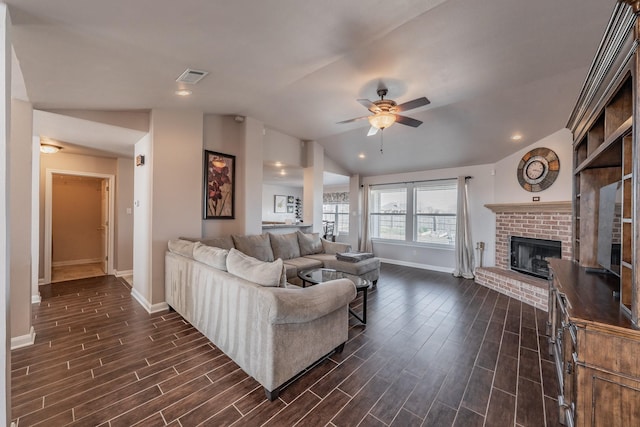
[582,370,640,427]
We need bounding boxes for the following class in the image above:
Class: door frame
[44,169,115,284]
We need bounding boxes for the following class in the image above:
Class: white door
[100,179,109,273]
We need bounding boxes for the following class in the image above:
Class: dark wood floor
[11,264,560,426]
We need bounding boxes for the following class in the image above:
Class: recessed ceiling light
[511,134,523,141]
[358,153,366,159]
[280,169,286,176]
[175,89,192,96]
[274,161,282,167]
[40,144,62,154]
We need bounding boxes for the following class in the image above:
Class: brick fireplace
[475,201,572,311]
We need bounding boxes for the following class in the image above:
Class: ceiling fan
[338,89,430,136]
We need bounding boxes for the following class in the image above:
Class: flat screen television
[597,181,622,276]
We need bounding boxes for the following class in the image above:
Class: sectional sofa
[165,232,369,400]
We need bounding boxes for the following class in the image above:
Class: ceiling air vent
[176,68,209,84]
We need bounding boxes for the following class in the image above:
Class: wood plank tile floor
[11,264,561,426]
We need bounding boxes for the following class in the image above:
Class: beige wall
[51,175,103,264]
[10,98,33,341]
[115,158,134,273]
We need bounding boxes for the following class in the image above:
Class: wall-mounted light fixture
[136,154,145,166]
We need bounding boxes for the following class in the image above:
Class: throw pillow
[296,231,323,255]
[226,248,284,287]
[269,232,301,260]
[167,239,196,258]
[231,234,275,262]
[193,242,228,271]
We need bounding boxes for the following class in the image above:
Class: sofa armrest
[321,239,352,255]
[262,279,356,324]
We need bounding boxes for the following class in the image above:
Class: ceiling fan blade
[337,116,369,124]
[357,99,381,113]
[396,97,430,112]
[367,126,379,136]
[395,115,423,127]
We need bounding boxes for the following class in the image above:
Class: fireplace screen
[510,236,561,279]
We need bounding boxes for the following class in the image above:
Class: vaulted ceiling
[7,0,614,177]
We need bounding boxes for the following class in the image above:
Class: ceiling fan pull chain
[380,130,384,154]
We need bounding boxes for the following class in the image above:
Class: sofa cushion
[200,236,235,250]
[269,232,301,260]
[303,253,338,264]
[226,248,283,287]
[324,257,380,276]
[283,263,298,280]
[296,231,323,256]
[167,239,196,258]
[232,234,274,262]
[283,257,323,274]
[193,242,228,271]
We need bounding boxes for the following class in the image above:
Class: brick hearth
[475,201,572,311]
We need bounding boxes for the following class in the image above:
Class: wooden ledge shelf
[484,201,572,213]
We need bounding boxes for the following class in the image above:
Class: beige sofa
[195,231,380,285]
[165,238,357,400]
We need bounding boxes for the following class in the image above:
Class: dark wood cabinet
[550,2,640,425]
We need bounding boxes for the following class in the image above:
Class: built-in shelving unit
[549,2,640,426]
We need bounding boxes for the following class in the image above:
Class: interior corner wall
[149,110,202,305]
[347,174,360,250]
[262,184,302,223]
[133,134,152,306]
[493,128,573,203]
[263,128,304,167]
[10,98,33,341]
[202,114,246,237]
[0,5,11,424]
[38,152,117,280]
[115,158,134,272]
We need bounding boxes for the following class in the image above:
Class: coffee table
[297,268,370,324]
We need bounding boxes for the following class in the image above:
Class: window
[369,180,457,246]
[370,186,407,240]
[323,192,349,234]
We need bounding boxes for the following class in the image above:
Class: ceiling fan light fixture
[368,112,396,130]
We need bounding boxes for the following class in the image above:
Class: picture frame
[274,195,287,213]
[287,195,295,204]
[204,150,235,219]
[287,205,294,213]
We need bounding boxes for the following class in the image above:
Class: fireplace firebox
[510,236,561,279]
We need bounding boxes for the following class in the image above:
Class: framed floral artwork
[204,150,235,219]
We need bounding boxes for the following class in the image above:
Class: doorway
[44,170,115,284]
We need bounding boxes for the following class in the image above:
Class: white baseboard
[52,258,102,267]
[115,269,133,277]
[378,258,455,274]
[131,288,169,314]
[32,293,41,304]
[38,278,47,286]
[11,326,36,350]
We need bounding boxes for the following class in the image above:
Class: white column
[242,117,264,235]
[303,141,324,233]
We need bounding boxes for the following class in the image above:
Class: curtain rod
[367,176,473,186]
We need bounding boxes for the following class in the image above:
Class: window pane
[322,202,350,235]
[415,182,457,245]
[370,187,407,240]
[371,187,407,213]
[371,214,406,239]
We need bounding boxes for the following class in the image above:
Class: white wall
[133,134,152,308]
[262,184,302,223]
[493,128,572,203]
[263,128,304,167]
[363,163,496,271]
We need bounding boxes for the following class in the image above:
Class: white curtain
[359,184,372,252]
[453,176,475,279]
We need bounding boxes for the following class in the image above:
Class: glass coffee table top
[297,268,369,290]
